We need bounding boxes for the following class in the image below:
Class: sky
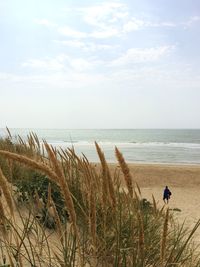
[0,0,200,129]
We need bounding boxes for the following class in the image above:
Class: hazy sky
[0,0,200,128]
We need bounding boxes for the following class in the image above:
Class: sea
[0,128,200,165]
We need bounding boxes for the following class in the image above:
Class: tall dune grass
[0,131,199,266]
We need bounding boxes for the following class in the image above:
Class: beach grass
[0,131,199,266]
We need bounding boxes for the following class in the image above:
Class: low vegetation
[0,130,199,266]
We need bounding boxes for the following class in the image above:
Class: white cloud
[54,40,86,48]
[82,2,128,28]
[58,25,120,39]
[183,16,200,28]
[0,71,106,91]
[160,22,176,27]
[79,2,178,36]
[58,26,87,39]
[34,18,56,27]
[90,28,119,39]
[53,40,115,51]
[57,3,125,40]
[21,45,174,74]
[69,58,93,72]
[54,2,181,40]
[0,72,22,82]
[123,18,145,32]
[34,3,198,44]
[110,46,174,66]
[1,61,200,96]
[22,58,65,71]
[22,54,99,73]
[78,2,128,38]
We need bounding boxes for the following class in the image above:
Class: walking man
[163,186,171,204]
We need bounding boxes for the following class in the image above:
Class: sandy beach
[104,163,200,245]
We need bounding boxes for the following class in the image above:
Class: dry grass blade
[0,150,59,183]
[115,146,133,198]
[0,198,5,219]
[44,142,77,231]
[89,182,97,249]
[27,133,36,152]
[6,127,12,139]
[47,183,52,209]
[0,167,14,216]
[134,188,140,208]
[51,198,63,242]
[95,142,116,208]
[32,132,40,148]
[173,219,200,263]
[0,198,7,236]
[152,194,157,217]
[137,211,145,263]
[18,135,26,146]
[160,208,169,265]
[136,182,141,196]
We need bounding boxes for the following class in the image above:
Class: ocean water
[0,128,200,164]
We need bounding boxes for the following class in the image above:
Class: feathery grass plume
[51,198,63,242]
[0,167,13,216]
[44,143,77,233]
[95,142,108,206]
[32,132,40,149]
[89,181,97,249]
[134,188,140,206]
[6,127,12,139]
[0,150,59,183]
[160,208,169,265]
[105,166,116,208]
[80,158,91,191]
[27,133,35,150]
[152,194,157,217]
[58,148,69,163]
[113,167,121,190]
[136,182,141,197]
[115,146,133,198]
[95,142,116,208]
[0,199,7,236]
[90,164,102,197]
[41,143,46,159]
[159,205,165,216]
[82,157,100,198]
[17,135,26,147]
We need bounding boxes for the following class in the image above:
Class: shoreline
[93,161,200,168]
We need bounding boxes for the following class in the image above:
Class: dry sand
[105,163,200,245]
